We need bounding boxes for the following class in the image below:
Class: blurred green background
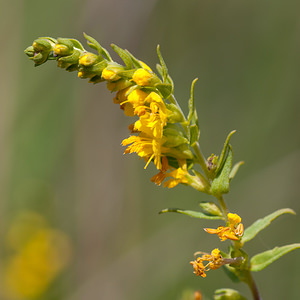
[1,0,300,299]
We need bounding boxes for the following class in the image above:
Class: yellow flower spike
[132,68,153,86]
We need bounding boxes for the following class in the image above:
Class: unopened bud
[207,154,218,172]
[199,201,222,217]
[54,38,74,56]
[214,288,246,300]
[32,38,53,52]
[79,53,99,67]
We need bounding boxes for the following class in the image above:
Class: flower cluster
[25,34,208,191]
[204,213,244,241]
[190,249,225,278]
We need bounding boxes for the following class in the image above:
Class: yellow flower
[123,89,149,109]
[204,213,244,241]
[122,134,167,170]
[132,68,153,86]
[190,248,224,278]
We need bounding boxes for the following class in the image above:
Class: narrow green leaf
[157,45,168,83]
[124,49,143,68]
[155,83,173,99]
[242,208,296,243]
[229,161,244,181]
[187,78,198,121]
[250,243,300,272]
[69,39,84,51]
[199,201,223,217]
[83,32,112,61]
[211,145,233,195]
[216,130,236,175]
[111,44,133,69]
[159,208,223,220]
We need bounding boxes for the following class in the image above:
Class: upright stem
[216,195,229,221]
[247,272,262,300]
[192,142,211,181]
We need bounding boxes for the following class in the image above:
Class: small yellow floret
[102,68,120,81]
[132,69,152,86]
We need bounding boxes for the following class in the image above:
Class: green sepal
[111,44,133,69]
[242,208,296,243]
[124,49,143,68]
[187,79,200,146]
[117,69,135,79]
[69,39,84,51]
[165,103,185,123]
[229,161,244,181]
[57,49,81,64]
[215,130,236,175]
[250,243,300,272]
[214,289,247,300]
[210,145,233,196]
[155,83,173,99]
[156,45,168,83]
[159,208,223,220]
[163,124,189,147]
[166,157,194,170]
[89,75,105,84]
[199,201,223,217]
[65,64,79,72]
[56,38,74,54]
[83,32,112,61]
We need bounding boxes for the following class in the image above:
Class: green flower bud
[199,201,222,217]
[33,38,53,52]
[207,154,218,172]
[214,289,246,300]
[54,38,74,56]
[166,103,185,123]
[24,46,35,58]
[163,125,189,148]
[79,52,99,67]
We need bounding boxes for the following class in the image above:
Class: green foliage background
[1,0,300,299]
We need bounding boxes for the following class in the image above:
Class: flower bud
[199,201,222,217]
[54,38,74,56]
[207,154,218,172]
[24,46,35,58]
[214,289,246,300]
[32,38,53,52]
[79,53,99,67]
[166,103,185,123]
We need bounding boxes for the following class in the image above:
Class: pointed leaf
[69,39,84,51]
[83,33,112,61]
[155,83,173,99]
[242,208,296,243]
[250,243,300,272]
[111,44,133,69]
[157,45,168,83]
[124,50,143,68]
[159,208,223,220]
[229,161,244,181]
[187,78,198,121]
[216,130,236,175]
[211,145,233,195]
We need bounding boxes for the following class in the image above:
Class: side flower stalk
[25,34,300,300]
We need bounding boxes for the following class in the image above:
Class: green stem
[192,142,211,181]
[247,272,262,300]
[216,195,229,221]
